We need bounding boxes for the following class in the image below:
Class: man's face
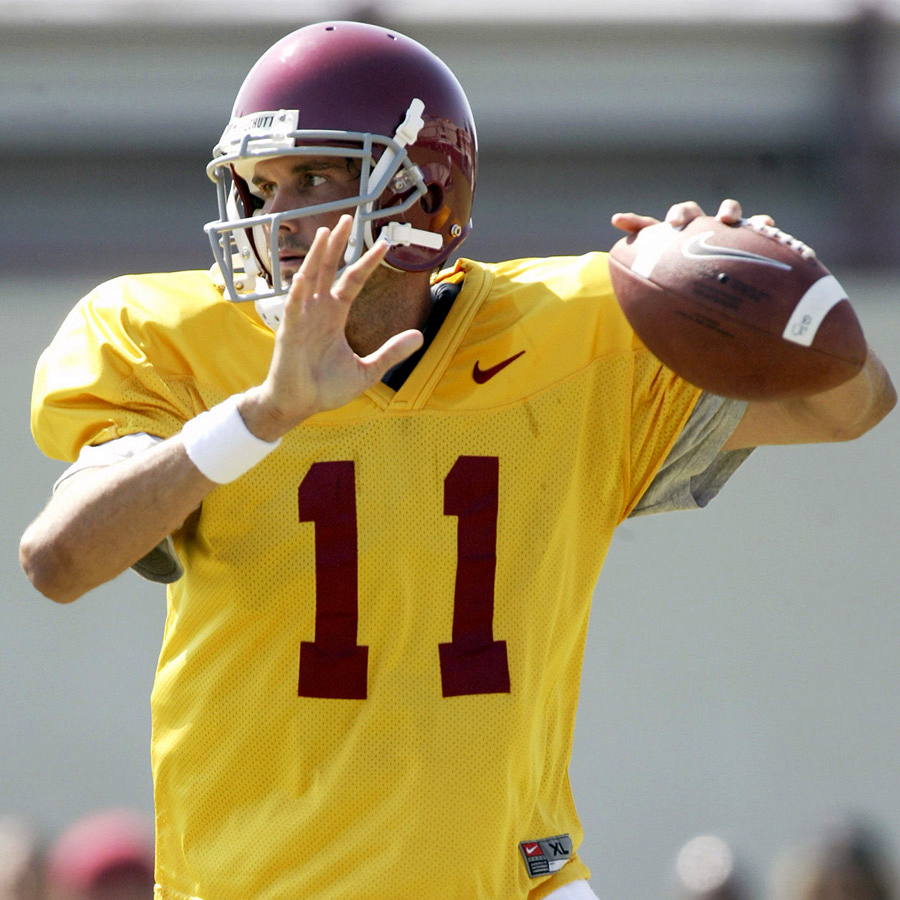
[249,154,362,283]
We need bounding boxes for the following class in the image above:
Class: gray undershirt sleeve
[630,393,754,517]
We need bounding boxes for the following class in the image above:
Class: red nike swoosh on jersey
[523,843,541,856]
[472,350,526,383]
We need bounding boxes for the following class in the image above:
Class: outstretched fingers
[332,229,391,302]
[274,215,422,393]
[288,216,353,309]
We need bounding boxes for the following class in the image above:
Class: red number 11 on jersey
[296,456,511,700]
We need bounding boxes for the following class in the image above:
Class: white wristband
[181,394,281,484]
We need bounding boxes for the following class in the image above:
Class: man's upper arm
[53,433,185,584]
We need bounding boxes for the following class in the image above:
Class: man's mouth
[272,253,303,289]
[277,252,306,281]
[279,251,305,265]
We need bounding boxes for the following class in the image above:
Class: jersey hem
[529,857,593,900]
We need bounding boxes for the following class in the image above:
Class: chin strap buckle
[379,221,443,250]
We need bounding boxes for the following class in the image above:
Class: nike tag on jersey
[519,834,573,877]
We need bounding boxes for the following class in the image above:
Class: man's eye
[306,173,328,187]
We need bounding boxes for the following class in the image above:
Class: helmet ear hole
[420,184,444,215]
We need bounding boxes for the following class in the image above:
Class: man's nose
[266,187,306,222]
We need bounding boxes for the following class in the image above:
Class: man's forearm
[19,436,216,603]
[723,347,896,450]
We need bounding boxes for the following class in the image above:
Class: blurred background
[2,1,899,898]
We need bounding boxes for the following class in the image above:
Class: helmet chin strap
[378,220,443,251]
[345,98,442,265]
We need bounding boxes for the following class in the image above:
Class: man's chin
[277,262,301,284]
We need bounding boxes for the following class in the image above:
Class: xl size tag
[518,834,573,877]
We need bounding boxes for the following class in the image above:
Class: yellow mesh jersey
[31,255,702,900]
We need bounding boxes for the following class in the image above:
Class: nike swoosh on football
[472,350,526,383]
[682,230,793,271]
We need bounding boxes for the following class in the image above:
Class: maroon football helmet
[205,21,477,327]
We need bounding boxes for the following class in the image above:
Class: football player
[20,21,895,900]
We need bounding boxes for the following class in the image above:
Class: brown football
[608,216,866,399]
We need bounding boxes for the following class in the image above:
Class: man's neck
[344,268,433,358]
[381,280,462,390]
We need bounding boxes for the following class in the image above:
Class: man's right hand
[238,215,424,442]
